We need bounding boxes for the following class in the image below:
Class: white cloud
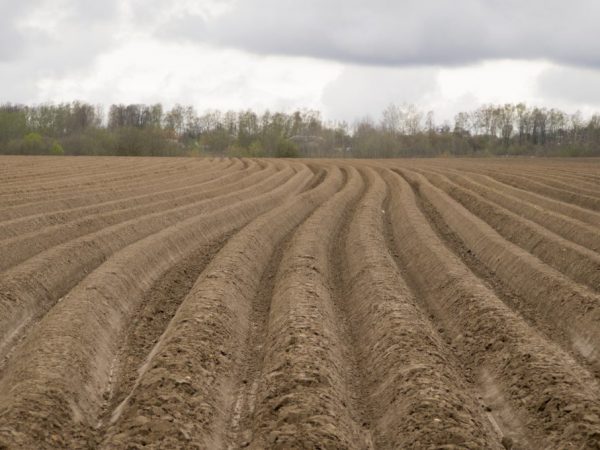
[321,60,557,123]
[321,65,441,123]
[3,0,600,124]
[36,39,341,113]
[537,65,600,112]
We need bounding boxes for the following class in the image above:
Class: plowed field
[1,155,599,449]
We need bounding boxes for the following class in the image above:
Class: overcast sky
[1,0,600,122]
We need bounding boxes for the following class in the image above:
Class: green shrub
[50,141,65,155]
[275,139,299,158]
[23,132,46,154]
[248,141,265,157]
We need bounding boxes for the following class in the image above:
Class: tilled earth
[0,155,599,449]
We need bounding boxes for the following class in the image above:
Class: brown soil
[0,155,599,449]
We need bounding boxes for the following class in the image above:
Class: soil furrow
[383,168,600,449]
[460,170,600,228]
[99,166,339,449]
[0,161,268,270]
[0,165,313,449]
[341,166,501,448]
[0,159,256,240]
[226,166,345,449]
[225,226,292,449]
[0,158,236,221]
[398,168,600,374]
[1,156,599,448]
[417,169,600,291]
[0,157,240,220]
[0,165,296,368]
[0,158,210,206]
[0,160,204,203]
[0,155,212,191]
[423,166,600,252]
[243,166,370,449]
[93,232,234,439]
[400,170,600,391]
[0,159,186,194]
[479,167,600,199]
[483,170,600,211]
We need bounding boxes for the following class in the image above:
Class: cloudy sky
[2,0,600,122]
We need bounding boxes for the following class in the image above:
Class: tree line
[1,101,599,157]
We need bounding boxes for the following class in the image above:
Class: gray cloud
[161,0,600,68]
[0,0,122,103]
[0,0,39,61]
[3,0,600,118]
